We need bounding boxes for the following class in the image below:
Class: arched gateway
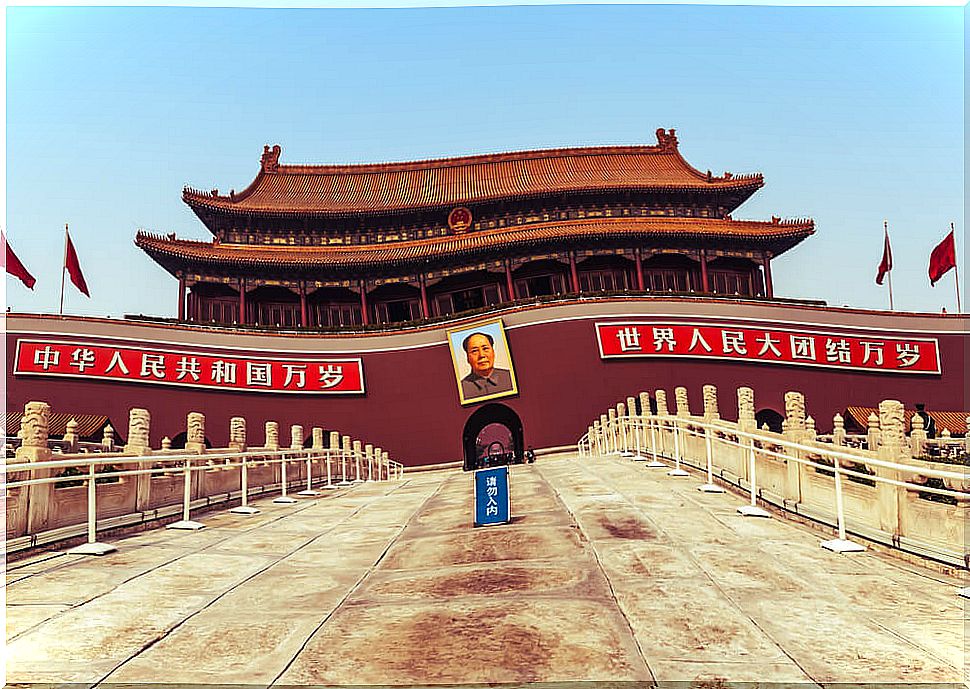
[462,404,524,471]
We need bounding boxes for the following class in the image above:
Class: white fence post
[230,454,260,515]
[668,419,689,477]
[168,456,206,530]
[820,454,866,553]
[698,425,725,493]
[66,461,118,555]
[274,450,299,504]
[738,437,770,518]
[646,416,665,468]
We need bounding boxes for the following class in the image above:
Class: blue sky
[4,4,965,317]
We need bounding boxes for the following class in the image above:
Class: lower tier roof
[137,216,814,276]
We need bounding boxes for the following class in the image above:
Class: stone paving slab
[5,455,964,686]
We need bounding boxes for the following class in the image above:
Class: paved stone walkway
[5,454,964,686]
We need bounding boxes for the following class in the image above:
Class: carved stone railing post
[737,387,755,433]
[965,418,970,455]
[655,390,669,416]
[17,402,54,534]
[639,392,651,416]
[352,440,363,481]
[875,400,906,535]
[161,436,172,450]
[805,415,817,442]
[702,384,719,422]
[185,412,206,454]
[125,408,152,455]
[365,443,374,480]
[312,427,324,450]
[675,387,690,418]
[341,435,352,482]
[607,409,617,453]
[63,418,79,453]
[265,421,280,450]
[867,412,881,451]
[782,391,806,503]
[290,424,304,450]
[909,413,926,457]
[328,431,340,482]
[101,424,115,451]
[832,413,846,447]
[374,446,383,479]
[229,417,247,453]
[382,450,390,479]
[616,402,627,451]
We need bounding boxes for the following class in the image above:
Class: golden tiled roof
[844,406,968,436]
[137,217,813,272]
[183,130,763,216]
[5,413,112,439]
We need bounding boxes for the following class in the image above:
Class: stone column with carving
[805,415,817,443]
[866,412,881,451]
[374,446,383,479]
[17,402,54,534]
[782,391,806,503]
[616,402,627,451]
[875,400,906,535]
[312,427,325,450]
[607,409,617,453]
[265,421,280,450]
[229,417,247,453]
[352,439,363,480]
[329,431,340,481]
[341,435,352,482]
[125,408,152,455]
[675,387,690,418]
[365,443,374,480]
[832,413,846,447]
[185,412,206,454]
[383,450,391,479]
[161,436,172,450]
[737,387,756,433]
[702,384,719,422]
[290,424,304,450]
[63,418,79,453]
[101,424,115,451]
[655,390,669,416]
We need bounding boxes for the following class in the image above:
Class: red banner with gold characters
[14,340,365,394]
[595,322,941,374]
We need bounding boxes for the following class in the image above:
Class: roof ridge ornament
[261,144,282,173]
[655,128,678,151]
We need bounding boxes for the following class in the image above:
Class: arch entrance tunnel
[462,403,524,471]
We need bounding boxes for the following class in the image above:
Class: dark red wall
[7,301,966,466]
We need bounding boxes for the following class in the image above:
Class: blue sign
[474,465,511,527]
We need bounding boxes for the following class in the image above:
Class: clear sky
[4,3,965,318]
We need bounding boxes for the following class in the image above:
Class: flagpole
[952,222,961,313]
[60,224,68,315]
[885,221,894,311]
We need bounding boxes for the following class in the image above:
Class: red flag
[928,230,956,286]
[3,233,36,289]
[875,226,892,285]
[65,229,90,297]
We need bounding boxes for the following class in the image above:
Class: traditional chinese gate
[462,403,524,471]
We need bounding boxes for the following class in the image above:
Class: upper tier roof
[136,216,813,277]
[183,129,763,218]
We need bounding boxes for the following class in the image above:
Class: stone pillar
[329,431,340,480]
[737,387,756,433]
[875,400,906,535]
[125,408,152,455]
[161,436,172,450]
[655,390,668,416]
[229,417,247,452]
[290,424,304,450]
[17,402,55,534]
[702,384,719,421]
[185,412,206,454]
[365,443,374,480]
[592,420,601,455]
[626,396,637,415]
[101,424,115,451]
[832,413,846,447]
[374,446,383,479]
[805,415,817,442]
[965,417,970,455]
[265,421,280,450]
[382,451,390,479]
[342,435,352,481]
[616,403,627,451]
[352,440,363,480]
[607,409,617,452]
[312,427,325,450]
[639,392,652,416]
[867,412,881,451]
[675,387,690,417]
[63,418,79,453]
[782,392,806,504]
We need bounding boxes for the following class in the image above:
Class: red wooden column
[569,251,580,292]
[299,282,308,327]
[238,278,246,325]
[419,275,430,318]
[359,280,370,325]
[700,249,710,293]
[762,251,774,298]
[634,249,645,291]
[177,275,186,321]
[504,260,515,301]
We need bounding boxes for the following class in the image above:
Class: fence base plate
[646,460,666,468]
[737,505,771,518]
[668,468,690,477]
[230,505,260,515]
[67,541,117,556]
[336,481,353,487]
[296,489,320,496]
[322,484,340,490]
[273,496,299,504]
[956,587,970,598]
[820,538,866,553]
[698,483,725,493]
[166,520,206,530]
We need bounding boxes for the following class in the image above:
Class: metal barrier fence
[5,446,404,556]
[579,409,967,571]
